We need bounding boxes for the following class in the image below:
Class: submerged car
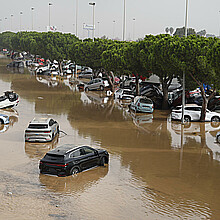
[0,113,10,124]
[39,144,109,176]
[216,132,220,143]
[171,104,220,122]
[114,89,134,100]
[84,78,109,91]
[0,91,19,109]
[130,96,154,113]
[7,60,24,68]
[25,118,59,142]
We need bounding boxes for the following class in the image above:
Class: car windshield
[28,124,48,129]
[140,98,152,104]
[45,154,64,162]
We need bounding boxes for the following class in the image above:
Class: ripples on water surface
[0,56,220,219]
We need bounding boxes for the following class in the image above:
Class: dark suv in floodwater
[39,144,109,176]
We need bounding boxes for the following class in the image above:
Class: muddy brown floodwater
[0,55,220,219]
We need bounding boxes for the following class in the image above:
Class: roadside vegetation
[0,31,220,120]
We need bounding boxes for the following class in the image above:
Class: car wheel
[100,85,104,91]
[184,116,191,122]
[70,167,79,175]
[217,135,220,143]
[99,157,106,166]
[85,87,89,92]
[0,119,4,124]
[211,116,220,122]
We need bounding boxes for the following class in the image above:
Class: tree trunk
[162,82,169,110]
[200,85,207,122]
[105,70,115,92]
[58,61,63,76]
[135,74,140,96]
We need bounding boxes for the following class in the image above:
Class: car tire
[184,116,191,122]
[85,87,89,92]
[0,119,4,124]
[99,157,106,166]
[211,116,220,122]
[217,135,220,143]
[100,85,104,91]
[70,167,80,175]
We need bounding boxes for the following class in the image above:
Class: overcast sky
[0,0,220,40]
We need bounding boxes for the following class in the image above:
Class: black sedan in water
[39,144,109,176]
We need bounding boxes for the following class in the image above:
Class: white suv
[171,104,220,122]
[25,118,59,142]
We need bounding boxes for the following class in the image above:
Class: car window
[83,147,95,155]
[69,149,84,158]
[49,119,54,126]
[28,124,48,129]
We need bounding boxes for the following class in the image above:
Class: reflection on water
[0,108,19,133]
[39,166,108,195]
[1,55,220,219]
[25,135,59,160]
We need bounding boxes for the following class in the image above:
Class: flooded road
[1,56,220,219]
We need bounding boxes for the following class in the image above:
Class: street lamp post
[75,0,78,36]
[4,18,7,31]
[10,15,13,31]
[83,23,85,39]
[49,3,52,29]
[132,18,135,41]
[31,7,34,30]
[0,19,2,32]
[113,20,115,39]
[219,10,220,37]
[122,0,126,41]
[89,2,95,41]
[20,12,23,31]
[181,0,188,124]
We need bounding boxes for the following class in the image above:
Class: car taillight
[137,103,140,107]
[44,130,51,133]
[45,163,69,167]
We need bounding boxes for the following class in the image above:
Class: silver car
[25,118,59,142]
[84,78,109,91]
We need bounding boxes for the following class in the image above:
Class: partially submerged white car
[25,118,59,142]
[0,91,19,109]
[171,104,220,122]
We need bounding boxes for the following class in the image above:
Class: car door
[69,148,90,170]
[82,146,99,168]
[186,107,201,121]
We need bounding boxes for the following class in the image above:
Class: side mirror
[94,150,98,155]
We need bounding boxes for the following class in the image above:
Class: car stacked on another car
[171,104,220,122]
[25,118,59,142]
[39,144,109,176]
[114,89,134,100]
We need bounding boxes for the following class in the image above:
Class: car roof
[0,113,8,117]
[30,117,51,124]
[176,104,200,108]
[133,96,151,103]
[48,144,79,156]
